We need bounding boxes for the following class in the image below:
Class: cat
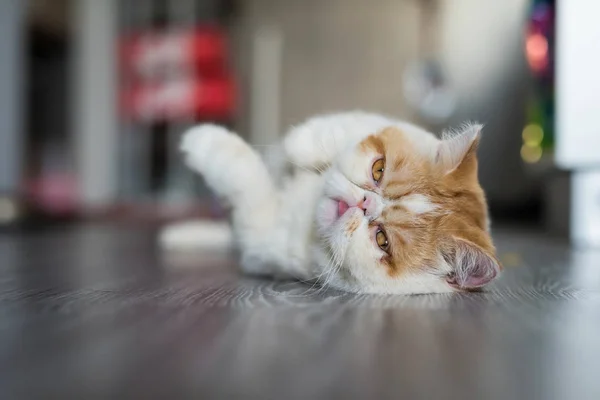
[161,111,501,294]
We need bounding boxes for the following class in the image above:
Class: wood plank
[0,225,599,399]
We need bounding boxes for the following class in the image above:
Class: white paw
[283,125,339,170]
[180,124,232,174]
[284,127,323,168]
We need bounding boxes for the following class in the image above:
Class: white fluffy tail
[159,220,232,251]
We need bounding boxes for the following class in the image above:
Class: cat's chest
[279,169,324,239]
[279,171,324,270]
[283,170,324,210]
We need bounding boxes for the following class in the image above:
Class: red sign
[119,26,236,122]
[121,77,235,122]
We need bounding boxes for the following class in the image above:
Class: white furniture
[556,0,600,246]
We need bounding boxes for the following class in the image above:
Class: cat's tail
[159,219,232,251]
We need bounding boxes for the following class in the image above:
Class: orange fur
[358,127,499,277]
[345,218,361,236]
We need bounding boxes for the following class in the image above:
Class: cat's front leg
[181,124,276,207]
[180,124,282,276]
[283,120,355,171]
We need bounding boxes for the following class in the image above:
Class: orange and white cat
[162,112,501,294]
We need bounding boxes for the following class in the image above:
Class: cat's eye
[375,229,389,251]
[371,158,385,184]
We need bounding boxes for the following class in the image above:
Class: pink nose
[357,195,372,214]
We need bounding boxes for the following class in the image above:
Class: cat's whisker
[317,254,338,291]
[295,249,335,295]
[321,261,340,291]
[306,244,335,294]
[277,279,322,298]
[319,237,348,292]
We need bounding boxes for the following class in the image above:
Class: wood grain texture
[1,224,600,399]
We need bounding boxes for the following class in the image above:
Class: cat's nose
[358,194,382,220]
[357,195,372,215]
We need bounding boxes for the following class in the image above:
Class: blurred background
[0,0,582,239]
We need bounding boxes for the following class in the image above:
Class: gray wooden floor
[1,224,600,399]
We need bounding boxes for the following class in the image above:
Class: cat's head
[315,124,501,294]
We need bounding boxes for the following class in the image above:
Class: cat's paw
[283,125,338,171]
[180,124,235,174]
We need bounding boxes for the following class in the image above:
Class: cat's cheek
[316,199,338,231]
[342,212,364,237]
[342,231,387,283]
[336,148,373,186]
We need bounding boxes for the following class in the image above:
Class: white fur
[400,194,438,215]
[438,123,482,173]
[164,112,489,294]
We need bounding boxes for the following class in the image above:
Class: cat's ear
[443,238,500,290]
[435,123,482,174]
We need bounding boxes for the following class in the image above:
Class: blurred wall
[439,0,534,207]
[232,0,422,137]
[0,0,26,194]
[232,0,536,210]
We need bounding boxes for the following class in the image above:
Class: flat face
[314,126,499,294]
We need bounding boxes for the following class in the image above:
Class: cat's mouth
[337,200,350,218]
[316,197,362,232]
[335,199,364,222]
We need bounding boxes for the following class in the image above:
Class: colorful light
[521,143,543,164]
[526,32,549,74]
[522,124,544,146]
